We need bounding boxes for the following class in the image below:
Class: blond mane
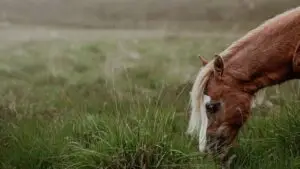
[187,61,214,152]
[187,6,300,153]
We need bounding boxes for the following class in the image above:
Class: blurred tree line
[0,0,298,29]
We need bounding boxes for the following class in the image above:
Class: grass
[0,33,299,169]
[232,102,300,169]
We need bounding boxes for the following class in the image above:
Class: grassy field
[0,28,299,169]
[0,1,300,168]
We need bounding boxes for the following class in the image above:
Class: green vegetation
[0,34,299,169]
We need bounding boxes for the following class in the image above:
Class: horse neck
[223,22,300,94]
[224,45,297,95]
[241,64,294,94]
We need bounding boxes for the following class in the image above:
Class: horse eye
[205,101,221,113]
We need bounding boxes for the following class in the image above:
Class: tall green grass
[0,37,299,169]
[232,101,300,169]
[0,104,209,169]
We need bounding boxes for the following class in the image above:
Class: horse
[187,6,300,168]
[199,55,275,110]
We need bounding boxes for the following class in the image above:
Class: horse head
[202,55,252,155]
[189,55,252,161]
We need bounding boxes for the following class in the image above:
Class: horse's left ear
[293,41,300,72]
[213,54,224,76]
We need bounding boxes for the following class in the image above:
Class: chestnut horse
[187,6,300,168]
[199,56,275,109]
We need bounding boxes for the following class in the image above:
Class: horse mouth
[206,135,228,154]
[204,133,238,169]
[205,132,235,159]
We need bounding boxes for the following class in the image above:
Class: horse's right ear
[199,55,208,66]
[213,54,224,76]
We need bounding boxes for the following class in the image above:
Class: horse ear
[213,54,224,76]
[199,55,208,65]
[293,41,300,72]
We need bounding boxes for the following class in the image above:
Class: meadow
[0,27,299,169]
[0,0,300,169]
